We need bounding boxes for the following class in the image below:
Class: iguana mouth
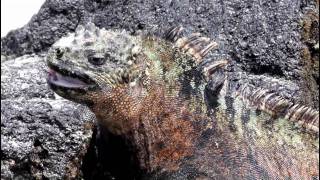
[47,63,96,90]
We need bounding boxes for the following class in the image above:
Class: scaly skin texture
[47,23,319,179]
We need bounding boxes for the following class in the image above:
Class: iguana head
[47,23,223,105]
[47,23,147,104]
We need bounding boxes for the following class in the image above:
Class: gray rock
[1,55,95,179]
[1,55,54,100]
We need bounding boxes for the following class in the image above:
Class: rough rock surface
[1,0,319,179]
[1,55,95,179]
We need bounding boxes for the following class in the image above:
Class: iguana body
[47,23,319,179]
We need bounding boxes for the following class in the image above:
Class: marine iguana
[47,23,319,179]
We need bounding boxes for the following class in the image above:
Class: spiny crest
[238,84,292,114]
[75,22,99,39]
[237,84,319,133]
[69,22,136,52]
[74,22,100,45]
[285,104,319,133]
[164,26,227,81]
[202,60,228,80]
[164,26,184,42]
[175,33,218,62]
[164,26,218,62]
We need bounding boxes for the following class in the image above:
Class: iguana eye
[88,56,106,66]
[56,48,64,59]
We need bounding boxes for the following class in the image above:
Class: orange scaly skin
[47,23,319,179]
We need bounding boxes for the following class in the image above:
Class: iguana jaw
[47,62,99,102]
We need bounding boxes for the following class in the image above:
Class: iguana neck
[89,84,201,172]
